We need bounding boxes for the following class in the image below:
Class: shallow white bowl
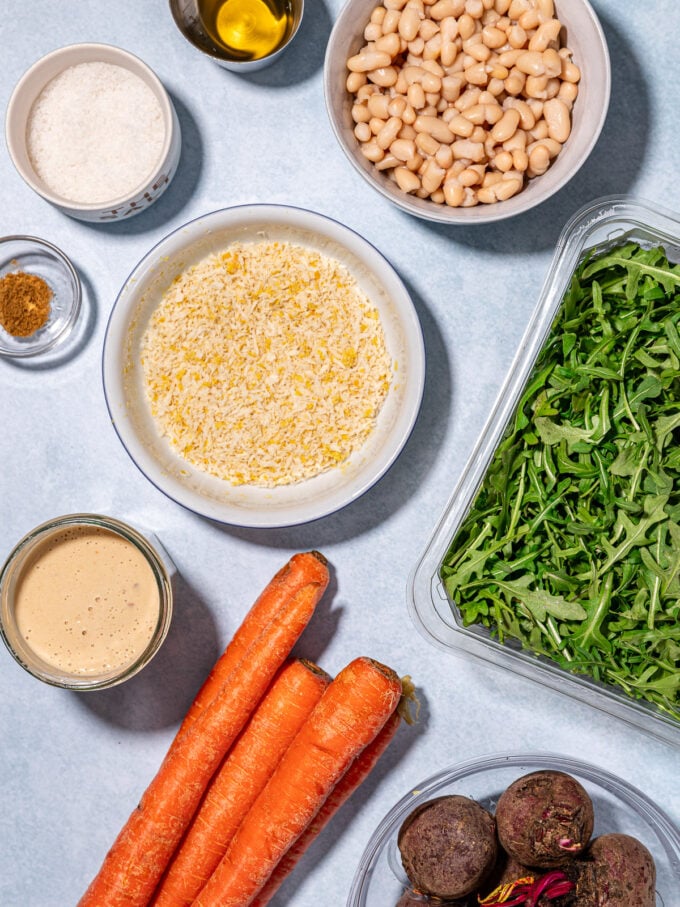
[324,0,610,225]
[5,43,181,223]
[102,204,425,528]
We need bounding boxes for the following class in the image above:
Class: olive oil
[198,0,293,62]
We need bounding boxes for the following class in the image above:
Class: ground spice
[0,271,52,337]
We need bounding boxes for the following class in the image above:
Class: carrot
[252,709,401,906]
[251,676,419,906]
[178,551,329,736]
[193,657,403,907]
[151,658,331,907]
[78,563,327,907]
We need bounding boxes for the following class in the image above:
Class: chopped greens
[441,242,680,720]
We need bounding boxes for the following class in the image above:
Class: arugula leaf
[441,242,680,720]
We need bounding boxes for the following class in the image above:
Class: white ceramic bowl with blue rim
[102,204,426,527]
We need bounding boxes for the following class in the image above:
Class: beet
[495,770,594,868]
[397,795,497,900]
[395,890,470,906]
[575,833,656,907]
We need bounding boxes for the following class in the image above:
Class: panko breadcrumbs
[140,240,392,487]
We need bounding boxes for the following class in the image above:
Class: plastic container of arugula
[410,195,680,747]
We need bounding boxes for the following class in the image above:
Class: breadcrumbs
[140,240,392,486]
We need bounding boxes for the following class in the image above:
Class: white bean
[375,32,403,55]
[399,5,422,40]
[361,140,385,162]
[515,50,545,76]
[414,114,455,143]
[529,18,562,52]
[374,153,401,170]
[377,116,403,149]
[354,122,372,142]
[421,158,446,192]
[394,166,421,191]
[435,142,454,168]
[444,178,465,205]
[390,137,418,161]
[543,97,570,142]
[528,143,550,174]
[368,66,399,87]
[352,103,371,124]
[452,139,486,161]
[367,93,391,118]
[490,107,520,142]
[346,71,367,93]
[347,50,392,72]
[448,113,476,136]
[382,8,401,32]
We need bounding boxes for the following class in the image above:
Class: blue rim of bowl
[101,202,426,527]
[347,751,680,907]
[0,234,82,358]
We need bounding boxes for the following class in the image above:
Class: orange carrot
[252,708,402,906]
[178,551,329,735]
[193,657,403,907]
[252,676,418,906]
[78,563,328,907]
[151,658,331,907]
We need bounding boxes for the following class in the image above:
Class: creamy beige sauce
[14,525,160,677]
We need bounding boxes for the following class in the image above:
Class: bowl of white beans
[324,0,610,224]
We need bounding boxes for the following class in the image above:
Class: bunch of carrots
[78,550,415,907]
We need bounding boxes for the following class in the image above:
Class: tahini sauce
[14,525,159,676]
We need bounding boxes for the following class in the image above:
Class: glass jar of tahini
[0,513,173,690]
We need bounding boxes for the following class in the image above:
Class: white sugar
[27,61,166,205]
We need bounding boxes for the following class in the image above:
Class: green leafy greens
[441,242,680,719]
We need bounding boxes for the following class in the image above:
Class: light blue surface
[1,2,679,906]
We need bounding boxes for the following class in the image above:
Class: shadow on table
[74,561,344,731]
[74,570,220,731]
[210,277,452,549]
[268,688,430,906]
[415,9,650,257]
[79,93,204,237]
[227,0,333,89]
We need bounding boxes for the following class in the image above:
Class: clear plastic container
[410,196,680,748]
[347,753,680,907]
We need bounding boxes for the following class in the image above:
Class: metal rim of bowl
[168,0,305,69]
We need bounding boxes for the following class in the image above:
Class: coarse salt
[26,61,165,205]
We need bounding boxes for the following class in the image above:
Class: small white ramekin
[5,43,182,223]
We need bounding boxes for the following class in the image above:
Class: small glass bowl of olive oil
[169,0,304,71]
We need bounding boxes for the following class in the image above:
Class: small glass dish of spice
[0,235,81,358]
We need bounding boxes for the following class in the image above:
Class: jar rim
[0,513,173,690]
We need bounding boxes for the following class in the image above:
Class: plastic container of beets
[409,196,680,748]
[347,752,680,907]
